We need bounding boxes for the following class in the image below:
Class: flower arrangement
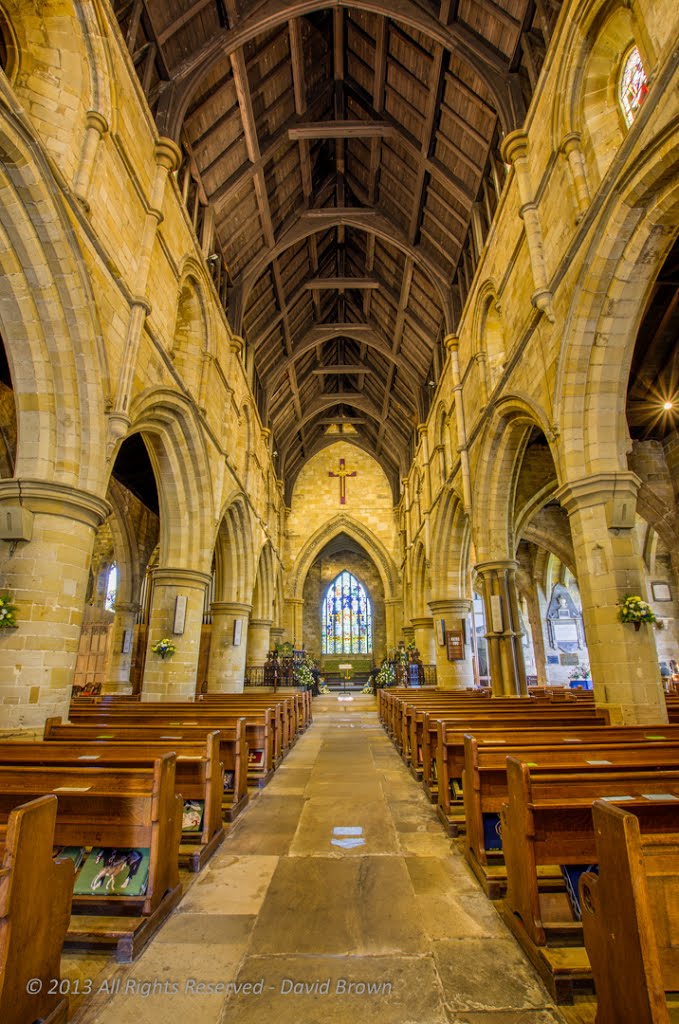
[619,595,657,628]
[294,652,317,690]
[376,658,395,687]
[151,637,176,659]
[568,663,590,681]
[0,594,18,629]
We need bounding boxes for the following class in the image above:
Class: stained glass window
[619,46,648,127]
[321,570,372,655]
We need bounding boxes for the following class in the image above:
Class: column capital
[112,601,140,615]
[210,601,252,616]
[410,615,434,629]
[500,128,529,165]
[417,423,428,438]
[230,334,245,356]
[0,479,110,529]
[428,598,472,616]
[444,333,459,352]
[249,618,273,628]
[560,131,582,155]
[555,472,641,525]
[85,109,109,136]
[151,567,213,589]
[473,559,520,576]
[154,137,182,173]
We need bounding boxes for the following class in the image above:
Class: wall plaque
[173,595,187,635]
[233,618,242,646]
[446,629,464,661]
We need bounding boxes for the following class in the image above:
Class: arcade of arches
[0,0,677,730]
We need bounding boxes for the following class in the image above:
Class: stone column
[247,618,273,667]
[500,130,554,322]
[142,568,212,701]
[286,598,305,646]
[0,480,109,730]
[107,138,182,450]
[411,616,436,666]
[270,626,285,649]
[73,110,108,209]
[523,590,549,685]
[429,599,475,689]
[384,599,401,653]
[206,601,252,693]
[474,560,527,696]
[106,601,140,694]
[560,132,591,222]
[556,473,667,724]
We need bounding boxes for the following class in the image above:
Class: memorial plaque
[446,629,464,661]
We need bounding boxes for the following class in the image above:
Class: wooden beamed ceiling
[115,0,562,495]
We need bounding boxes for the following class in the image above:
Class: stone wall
[302,549,387,669]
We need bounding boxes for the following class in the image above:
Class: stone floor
[67,695,595,1024]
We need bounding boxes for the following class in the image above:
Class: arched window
[322,570,372,655]
[619,46,648,127]
[104,563,117,612]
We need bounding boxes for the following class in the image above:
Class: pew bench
[67,702,282,772]
[0,735,226,871]
[580,799,679,1024]
[436,722,679,834]
[500,759,679,1002]
[44,718,249,821]
[462,737,679,898]
[0,757,182,962]
[0,795,74,1024]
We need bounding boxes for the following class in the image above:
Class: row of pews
[0,689,312,1024]
[379,685,679,1020]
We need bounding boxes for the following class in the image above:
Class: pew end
[0,795,74,1024]
[580,800,679,1024]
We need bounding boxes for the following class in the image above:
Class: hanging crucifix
[329,458,357,505]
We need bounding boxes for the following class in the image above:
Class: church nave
[66,696,568,1024]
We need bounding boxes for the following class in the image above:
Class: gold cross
[328,457,357,504]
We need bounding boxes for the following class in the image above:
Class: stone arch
[105,477,144,609]
[473,282,506,395]
[251,541,276,621]
[3,3,97,184]
[472,395,560,563]
[170,269,211,399]
[550,0,654,194]
[429,487,471,598]
[409,540,431,620]
[289,514,398,606]
[434,402,452,486]
[555,143,679,481]
[0,108,108,495]
[121,388,214,569]
[212,492,257,605]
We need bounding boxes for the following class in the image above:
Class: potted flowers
[0,594,18,629]
[151,637,176,659]
[619,595,657,631]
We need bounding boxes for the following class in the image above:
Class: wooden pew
[580,799,679,1024]
[500,759,679,1002]
[0,795,74,1024]
[406,701,604,780]
[63,705,275,786]
[462,736,679,897]
[68,701,284,768]
[0,757,182,962]
[44,718,249,821]
[436,722,679,833]
[0,736,226,871]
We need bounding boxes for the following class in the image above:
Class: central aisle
[81,695,565,1024]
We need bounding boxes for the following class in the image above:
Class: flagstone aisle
[72,696,572,1024]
